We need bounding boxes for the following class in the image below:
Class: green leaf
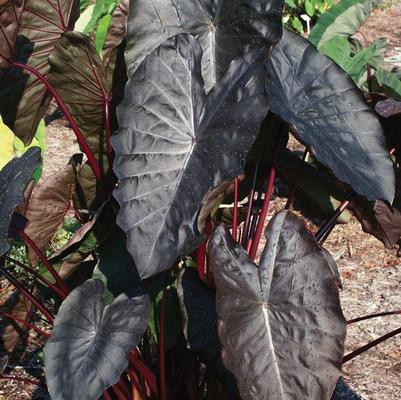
[74,4,95,32]
[285,0,297,8]
[319,35,353,69]
[291,17,304,33]
[83,0,117,34]
[0,117,15,170]
[95,14,112,54]
[309,0,374,49]
[344,38,386,84]
[374,68,401,99]
[305,0,316,16]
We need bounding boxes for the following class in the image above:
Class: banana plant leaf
[0,0,80,144]
[208,211,347,400]
[125,0,283,92]
[265,28,395,203]
[44,279,150,400]
[112,33,268,279]
[0,147,41,256]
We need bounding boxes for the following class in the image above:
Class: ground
[1,1,401,399]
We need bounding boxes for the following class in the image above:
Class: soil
[1,1,401,399]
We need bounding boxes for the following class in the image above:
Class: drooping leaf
[308,0,374,49]
[24,163,76,265]
[44,279,150,400]
[0,286,32,353]
[266,28,395,203]
[208,211,347,400]
[125,0,284,92]
[0,0,80,144]
[0,0,24,75]
[0,147,41,256]
[112,33,268,279]
[95,14,112,54]
[177,268,240,398]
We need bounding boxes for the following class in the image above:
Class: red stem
[249,160,277,260]
[112,381,128,400]
[3,313,50,338]
[128,351,158,397]
[159,288,168,400]
[0,268,54,324]
[232,177,239,241]
[128,368,149,400]
[17,229,69,296]
[241,162,259,246]
[195,219,212,283]
[347,310,401,325]
[4,256,66,299]
[12,62,102,180]
[102,391,113,400]
[343,327,401,364]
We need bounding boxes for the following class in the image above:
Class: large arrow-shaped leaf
[125,0,283,92]
[112,33,268,279]
[44,279,150,400]
[0,147,41,256]
[0,0,24,75]
[208,211,347,400]
[0,0,79,144]
[265,28,395,202]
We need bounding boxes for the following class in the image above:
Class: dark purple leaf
[44,279,150,400]
[208,211,347,400]
[265,28,395,203]
[0,147,41,256]
[112,33,268,279]
[125,0,283,92]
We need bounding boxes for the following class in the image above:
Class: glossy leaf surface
[208,211,347,400]
[266,29,395,202]
[44,279,150,400]
[0,147,41,256]
[112,33,268,279]
[125,0,283,92]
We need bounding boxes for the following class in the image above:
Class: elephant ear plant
[0,0,399,399]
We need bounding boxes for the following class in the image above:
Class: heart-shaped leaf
[0,147,41,256]
[112,33,268,279]
[24,163,76,265]
[177,268,240,398]
[0,0,80,144]
[208,211,347,400]
[125,0,283,92]
[0,0,24,75]
[265,28,395,203]
[44,279,150,400]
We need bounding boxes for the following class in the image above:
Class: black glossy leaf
[208,211,347,400]
[0,147,41,256]
[125,0,283,92]
[177,268,240,398]
[265,28,395,203]
[44,279,150,400]
[112,33,268,279]
[0,354,8,374]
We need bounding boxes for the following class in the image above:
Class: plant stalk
[347,310,401,325]
[249,157,277,260]
[16,229,69,296]
[343,327,401,364]
[0,268,54,324]
[128,350,158,397]
[3,313,50,338]
[232,177,239,241]
[12,62,102,180]
[159,287,168,400]
[4,256,66,299]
